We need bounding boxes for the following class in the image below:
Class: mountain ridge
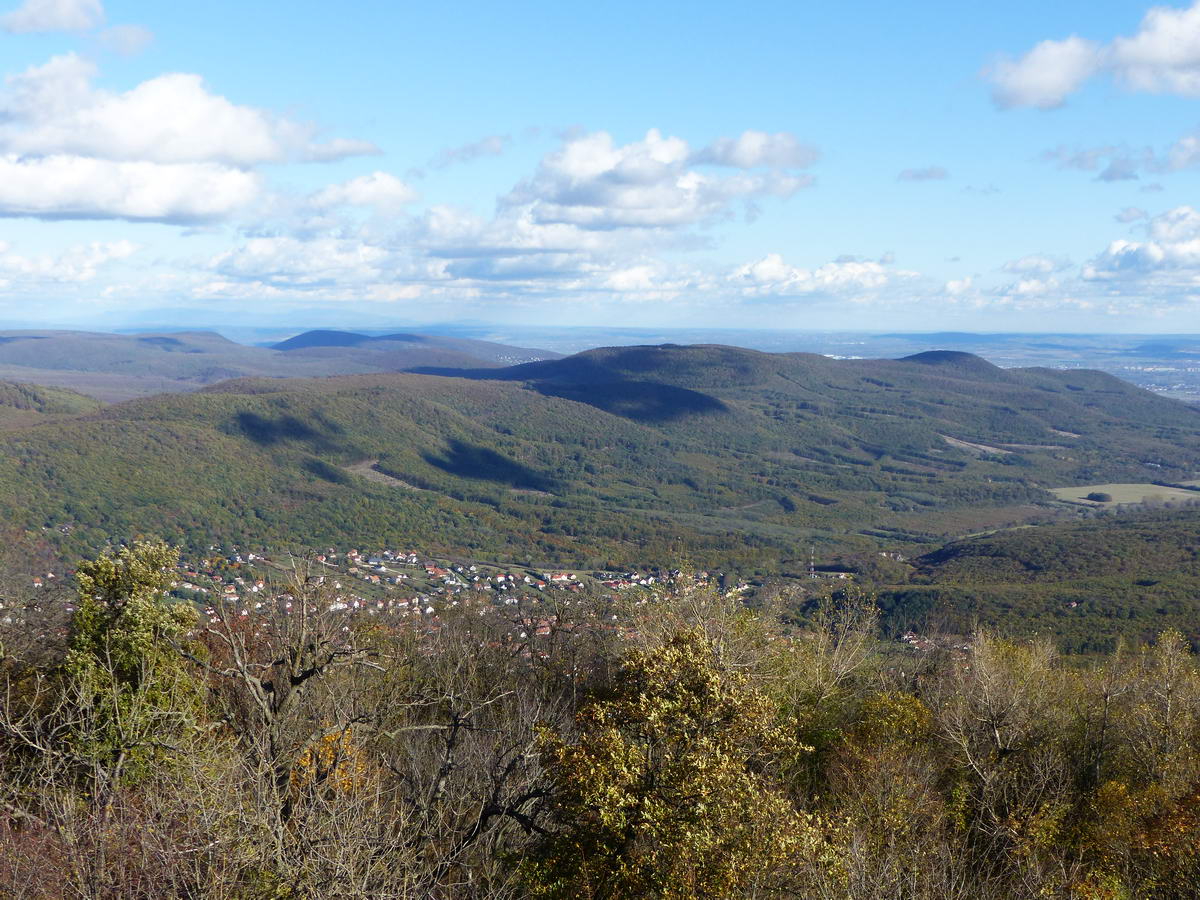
[0,343,1194,581]
[0,328,559,401]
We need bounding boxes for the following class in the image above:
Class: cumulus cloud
[989,2,1200,108]
[1111,1,1200,95]
[504,129,814,230]
[1083,206,1200,281]
[988,36,1102,109]
[0,238,137,287]
[0,53,378,222]
[729,252,913,297]
[945,276,974,296]
[210,236,394,287]
[693,130,819,169]
[0,54,378,166]
[897,165,949,182]
[0,154,261,222]
[2,0,102,33]
[309,172,418,212]
[176,128,834,308]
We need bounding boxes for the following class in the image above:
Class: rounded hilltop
[899,350,1003,376]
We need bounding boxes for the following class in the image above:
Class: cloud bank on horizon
[0,0,1198,331]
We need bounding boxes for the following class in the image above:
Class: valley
[2,340,1199,651]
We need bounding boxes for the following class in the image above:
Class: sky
[1,0,1200,333]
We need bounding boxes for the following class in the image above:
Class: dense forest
[1,344,1199,583]
[3,542,1200,898]
[871,509,1200,652]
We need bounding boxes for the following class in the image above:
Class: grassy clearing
[1050,483,1200,506]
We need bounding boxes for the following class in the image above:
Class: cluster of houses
[147,546,749,655]
[171,545,673,629]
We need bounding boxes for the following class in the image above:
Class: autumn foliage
[3,547,1200,897]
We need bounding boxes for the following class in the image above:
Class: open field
[1050,483,1200,506]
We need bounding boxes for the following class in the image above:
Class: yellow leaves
[854,691,932,746]
[1009,800,1070,856]
[526,628,824,898]
[290,725,370,796]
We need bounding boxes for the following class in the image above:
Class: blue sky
[1,0,1199,332]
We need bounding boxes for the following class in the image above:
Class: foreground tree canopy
[1,544,1200,898]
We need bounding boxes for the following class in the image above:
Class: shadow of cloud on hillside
[137,336,204,353]
[231,411,354,455]
[423,439,557,492]
[0,336,47,346]
[411,365,728,423]
[536,380,727,423]
[302,456,351,484]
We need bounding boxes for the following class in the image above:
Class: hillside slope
[876,510,1200,652]
[0,344,1196,579]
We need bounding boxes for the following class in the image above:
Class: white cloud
[310,172,418,211]
[730,252,912,297]
[1116,206,1149,223]
[0,154,260,222]
[1165,131,1200,170]
[179,128,836,310]
[504,129,814,230]
[0,53,378,222]
[210,236,393,287]
[0,54,378,166]
[1110,2,1200,95]
[2,0,102,33]
[1083,206,1200,281]
[990,2,1200,107]
[1001,276,1059,297]
[897,165,949,182]
[1002,254,1070,274]
[693,130,819,169]
[988,36,1102,109]
[1147,204,1200,242]
[0,239,137,286]
[945,276,974,296]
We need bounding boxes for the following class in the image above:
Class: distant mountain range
[0,329,559,401]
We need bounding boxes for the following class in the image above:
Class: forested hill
[0,343,1198,576]
[271,328,561,364]
[876,511,1200,653]
[0,381,101,418]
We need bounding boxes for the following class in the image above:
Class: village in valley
[173,545,698,613]
[4,542,973,657]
